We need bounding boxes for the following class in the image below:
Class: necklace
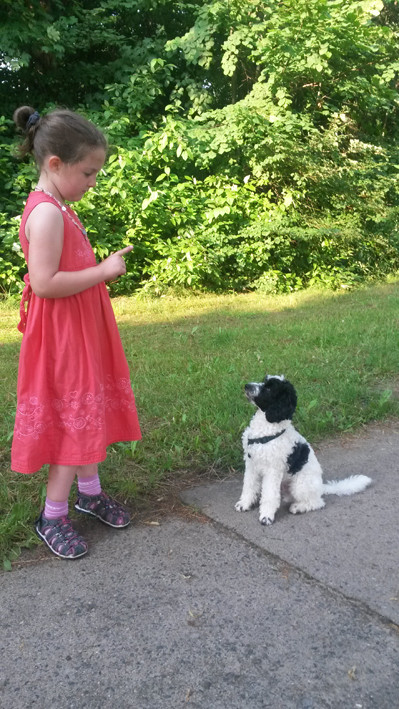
[34,187,87,239]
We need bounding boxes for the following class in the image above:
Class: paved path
[1,423,398,708]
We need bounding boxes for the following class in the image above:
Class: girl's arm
[26,202,132,298]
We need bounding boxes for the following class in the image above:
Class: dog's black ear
[257,378,297,423]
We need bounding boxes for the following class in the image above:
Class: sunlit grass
[1,280,399,565]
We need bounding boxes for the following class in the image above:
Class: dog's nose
[245,383,259,398]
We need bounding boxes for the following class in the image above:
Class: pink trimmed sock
[77,473,102,497]
[44,498,69,519]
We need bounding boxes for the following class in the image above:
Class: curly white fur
[235,376,372,525]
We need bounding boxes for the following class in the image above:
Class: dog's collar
[248,429,286,445]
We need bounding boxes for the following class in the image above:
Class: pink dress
[11,191,141,474]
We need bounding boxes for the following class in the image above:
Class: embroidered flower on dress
[82,393,94,405]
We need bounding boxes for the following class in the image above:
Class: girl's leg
[77,463,99,478]
[76,463,102,495]
[47,464,78,502]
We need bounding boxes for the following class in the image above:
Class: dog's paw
[289,499,325,515]
[260,516,274,526]
[235,500,250,512]
[289,502,307,515]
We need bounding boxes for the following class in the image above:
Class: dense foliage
[1,0,399,295]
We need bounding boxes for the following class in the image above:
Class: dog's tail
[322,475,372,496]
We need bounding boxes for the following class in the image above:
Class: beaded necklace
[34,187,87,239]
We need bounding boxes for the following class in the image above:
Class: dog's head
[244,375,297,423]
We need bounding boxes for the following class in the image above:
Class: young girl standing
[11,106,141,559]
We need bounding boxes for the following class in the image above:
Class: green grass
[1,280,399,566]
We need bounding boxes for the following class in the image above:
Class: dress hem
[11,432,142,475]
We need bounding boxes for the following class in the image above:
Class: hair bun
[13,106,38,132]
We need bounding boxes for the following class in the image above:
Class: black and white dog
[235,375,372,526]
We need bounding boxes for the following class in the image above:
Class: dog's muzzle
[244,382,261,401]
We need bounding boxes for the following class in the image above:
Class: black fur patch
[287,441,310,475]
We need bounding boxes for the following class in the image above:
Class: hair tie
[26,111,40,130]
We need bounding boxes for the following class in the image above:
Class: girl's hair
[13,106,107,165]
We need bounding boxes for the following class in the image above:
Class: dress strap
[18,273,32,333]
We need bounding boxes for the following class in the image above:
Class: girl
[11,106,141,559]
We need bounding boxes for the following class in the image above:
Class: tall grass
[1,280,399,566]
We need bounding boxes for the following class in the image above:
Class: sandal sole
[74,503,130,528]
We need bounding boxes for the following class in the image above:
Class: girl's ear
[47,155,63,173]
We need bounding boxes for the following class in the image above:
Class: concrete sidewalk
[1,422,398,708]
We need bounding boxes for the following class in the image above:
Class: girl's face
[47,147,106,203]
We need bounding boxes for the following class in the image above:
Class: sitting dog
[235,375,372,525]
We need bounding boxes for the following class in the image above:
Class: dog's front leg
[258,469,284,525]
[235,456,260,512]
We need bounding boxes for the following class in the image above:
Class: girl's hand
[27,200,134,298]
[100,245,133,281]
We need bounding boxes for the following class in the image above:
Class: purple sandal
[74,491,131,528]
[35,513,88,559]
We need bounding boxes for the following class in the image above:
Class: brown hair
[13,106,107,165]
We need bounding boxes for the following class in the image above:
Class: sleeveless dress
[11,191,141,474]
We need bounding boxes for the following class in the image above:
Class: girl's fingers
[116,245,133,256]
